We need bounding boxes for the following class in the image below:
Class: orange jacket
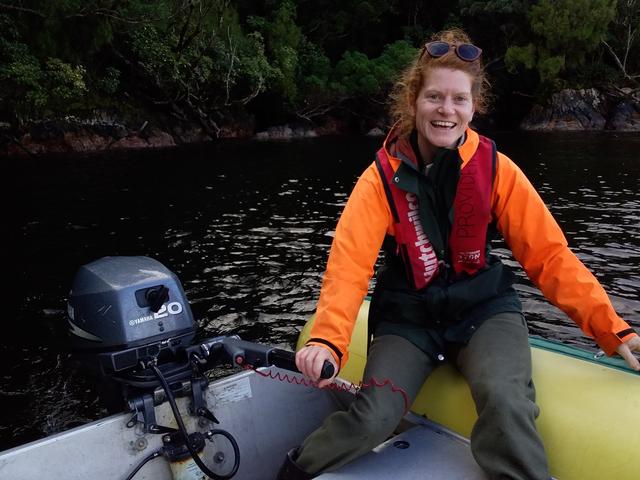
[307,128,637,367]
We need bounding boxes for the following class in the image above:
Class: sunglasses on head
[423,41,482,62]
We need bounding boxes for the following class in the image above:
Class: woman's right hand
[295,344,338,388]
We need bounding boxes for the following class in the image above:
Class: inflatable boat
[0,257,638,479]
[299,300,640,480]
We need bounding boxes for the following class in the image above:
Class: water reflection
[491,131,640,347]
[3,132,639,451]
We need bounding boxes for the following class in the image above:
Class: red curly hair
[389,28,489,136]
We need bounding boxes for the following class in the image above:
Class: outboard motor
[67,256,197,393]
[65,256,334,480]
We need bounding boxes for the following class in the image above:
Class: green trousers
[295,312,550,479]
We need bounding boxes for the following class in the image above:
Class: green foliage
[297,39,332,92]
[530,0,615,53]
[332,51,378,96]
[0,37,87,121]
[119,1,277,113]
[128,25,181,80]
[458,1,534,57]
[45,58,87,103]
[0,40,42,93]
[505,44,536,72]
[95,67,121,96]
[233,31,275,101]
[537,54,566,84]
[506,0,618,85]
[603,0,640,80]
[0,0,638,128]
[16,0,115,61]
[293,0,392,59]
[460,0,530,16]
[376,41,418,81]
[331,40,416,97]
[247,0,302,101]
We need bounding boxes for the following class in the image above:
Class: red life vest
[376,135,495,290]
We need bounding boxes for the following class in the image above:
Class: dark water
[3,132,640,452]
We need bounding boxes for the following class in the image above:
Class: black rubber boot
[275,448,314,480]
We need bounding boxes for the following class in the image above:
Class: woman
[280,28,640,480]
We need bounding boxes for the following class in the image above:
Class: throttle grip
[266,347,336,380]
[320,360,335,379]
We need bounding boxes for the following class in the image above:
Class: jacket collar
[381,124,479,194]
[382,123,479,169]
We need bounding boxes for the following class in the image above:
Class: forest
[0,0,638,136]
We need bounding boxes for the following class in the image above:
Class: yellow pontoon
[299,299,640,480]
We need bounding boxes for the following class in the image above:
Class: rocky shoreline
[2,88,638,157]
[0,114,377,157]
[520,87,640,131]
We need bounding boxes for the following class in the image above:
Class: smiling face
[413,67,475,162]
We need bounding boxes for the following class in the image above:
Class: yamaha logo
[129,302,184,326]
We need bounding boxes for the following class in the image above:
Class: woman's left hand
[615,336,640,371]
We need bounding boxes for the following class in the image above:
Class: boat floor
[0,369,486,479]
[321,420,486,479]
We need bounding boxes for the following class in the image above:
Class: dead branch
[0,2,45,17]
[224,25,238,106]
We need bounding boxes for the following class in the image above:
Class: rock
[254,126,293,140]
[293,127,318,138]
[3,117,178,156]
[64,132,111,152]
[254,124,318,140]
[521,88,607,131]
[271,126,293,139]
[521,87,640,131]
[110,130,176,149]
[366,127,385,137]
[170,125,211,143]
[607,99,640,131]
[30,120,66,141]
